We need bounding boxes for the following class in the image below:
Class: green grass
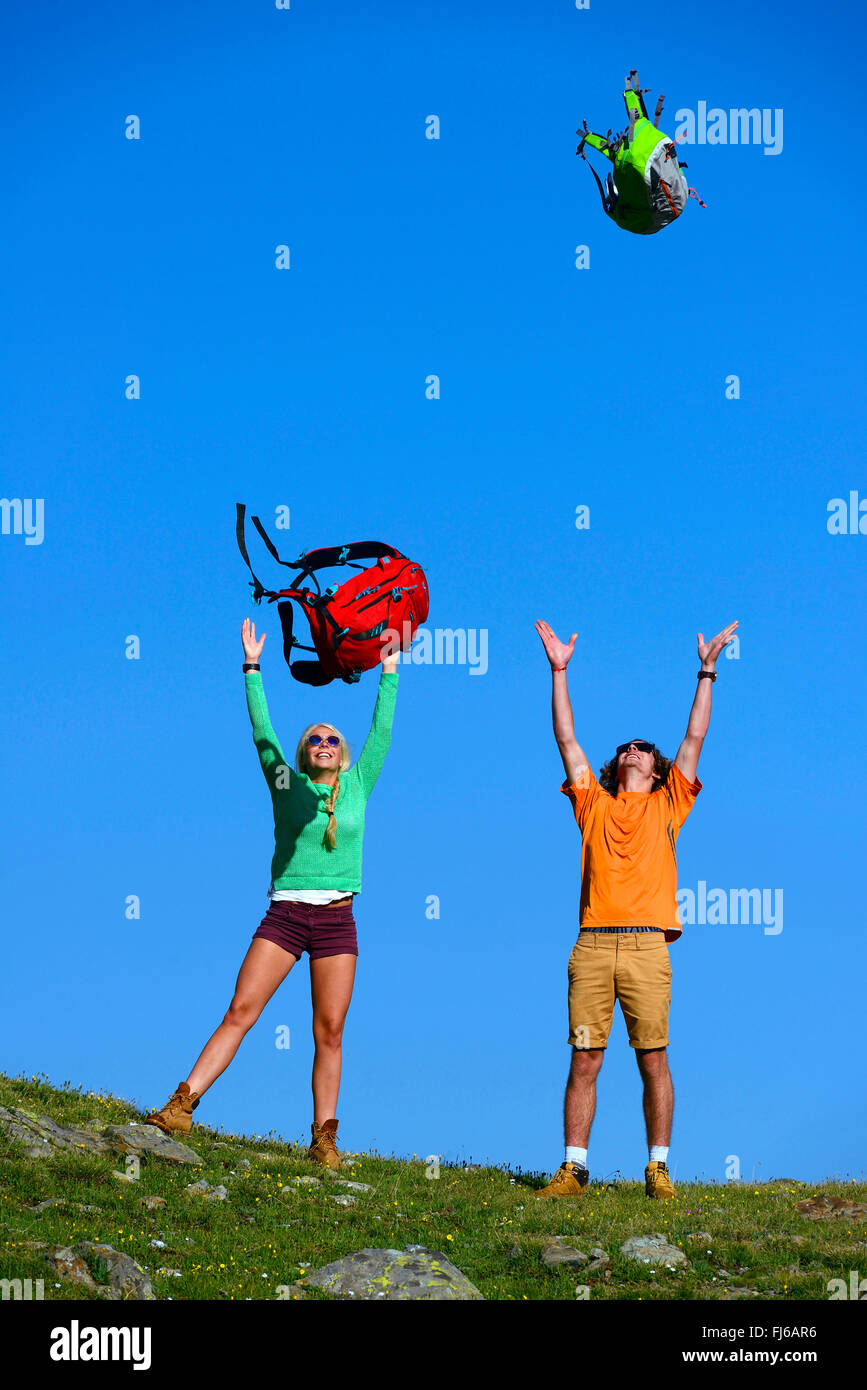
[1,1071,863,1301]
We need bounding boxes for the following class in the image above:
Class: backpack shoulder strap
[236,502,272,600]
[238,504,402,605]
[299,541,400,571]
[250,512,302,571]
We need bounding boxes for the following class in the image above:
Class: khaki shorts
[567,931,672,1050]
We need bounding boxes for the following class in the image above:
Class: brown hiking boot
[308,1118,341,1169]
[144,1081,199,1136]
[645,1160,676,1199]
[534,1162,590,1199]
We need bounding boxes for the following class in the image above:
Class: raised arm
[241,617,291,786]
[674,620,738,783]
[354,647,400,797]
[535,620,592,786]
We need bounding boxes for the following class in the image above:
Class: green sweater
[244,669,398,894]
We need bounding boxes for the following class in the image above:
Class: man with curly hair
[533,618,737,1200]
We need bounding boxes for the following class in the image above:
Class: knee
[224,997,259,1034]
[636,1047,668,1079]
[570,1048,604,1079]
[313,1018,344,1050]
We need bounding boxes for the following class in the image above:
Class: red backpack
[236,504,429,685]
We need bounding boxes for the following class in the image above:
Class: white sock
[565,1146,588,1169]
[649,1145,669,1164]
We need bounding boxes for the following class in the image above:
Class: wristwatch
[697,670,716,682]
[243,663,260,672]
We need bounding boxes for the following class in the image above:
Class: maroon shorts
[252,898,358,961]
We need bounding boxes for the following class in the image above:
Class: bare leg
[564,1047,605,1147]
[185,938,298,1097]
[636,1047,674,1147]
[309,953,357,1124]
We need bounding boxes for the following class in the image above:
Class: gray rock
[236,1159,252,1172]
[43,1241,155,1300]
[139,1196,166,1210]
[540,1237,589,1269]
[32,1197,65,1213]
[327,1180,375,1194]
[0,1105,201,1167]
[687,1231,714,1243]
[101,1124,201,1166]
[294,1176,322,1188]
[0,1105,112,1159]
[329,1195,356,1207]
[111,1170,138,1183]
[185,1179,227,1201]
[305,1245,484,1300]
[620,1233,688,1269]
[587,1247,609,1271]
[76,1242,155,1301]
[43,1245,98,1291]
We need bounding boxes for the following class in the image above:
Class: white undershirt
[268,884,353,904]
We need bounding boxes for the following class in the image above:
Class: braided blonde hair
[294,723,351,849]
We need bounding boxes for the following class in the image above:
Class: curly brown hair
[598,742,673,796]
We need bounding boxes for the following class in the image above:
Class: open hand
[242,617,266,663]
[698,620,738,669]
[535,620,577,669]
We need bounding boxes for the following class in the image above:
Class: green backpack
[577,71,705,235]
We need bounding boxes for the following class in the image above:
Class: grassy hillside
[1,1072,863,1301]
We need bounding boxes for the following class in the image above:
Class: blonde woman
[145,617,400,1168]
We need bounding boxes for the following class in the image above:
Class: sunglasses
[616,740,655,756]
[307,734,341,748]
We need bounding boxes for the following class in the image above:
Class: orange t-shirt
[560,761,702,942]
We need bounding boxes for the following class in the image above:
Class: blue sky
[2,0,865,1185]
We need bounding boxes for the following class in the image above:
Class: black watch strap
[697,670,716,682]
[243,663,261,672]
